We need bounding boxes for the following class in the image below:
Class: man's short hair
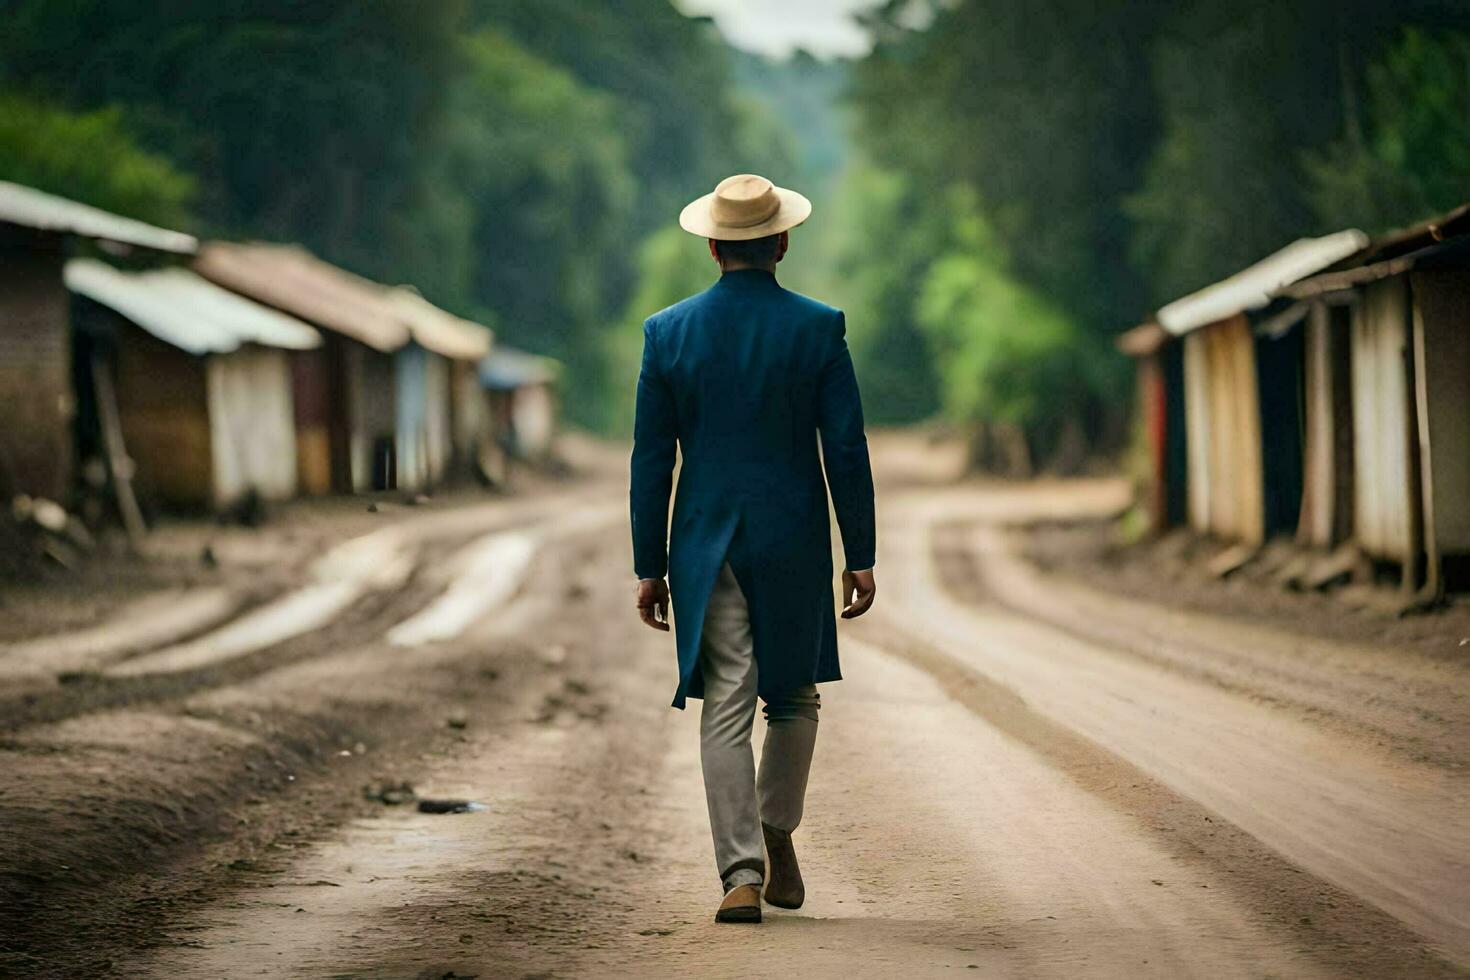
[714,233,781,266]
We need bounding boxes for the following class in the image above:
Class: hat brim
[678,186,812,241]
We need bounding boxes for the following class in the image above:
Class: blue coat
[630,269,876,709]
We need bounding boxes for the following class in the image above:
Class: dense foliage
[0,0,748,428]
[0,94,195,227]
[4,1,1468,455]
[847,0,1470,467]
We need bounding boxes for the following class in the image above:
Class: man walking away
[629,174,877,923]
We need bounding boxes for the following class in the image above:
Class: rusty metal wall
[115,324,212,509]
[1411,267,1470,554]
[1184,317,1265,544]
[0,232,72,502]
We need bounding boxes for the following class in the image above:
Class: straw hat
[679,174,811,241]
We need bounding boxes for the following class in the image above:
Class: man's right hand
[841,568,876,619]
[637,578,671,631]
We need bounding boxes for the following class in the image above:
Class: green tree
[0,94,194,227]
[470,0,741,236]
[855,0,1163,335]
[1306,28,1470,232]
[440,31,636,425]
[914,188,1110,472]
[829,166,944,424]
[606,226,717,433]
[1,0,467,293]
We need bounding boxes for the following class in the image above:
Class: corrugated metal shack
[478,346,562,483]
[65,259,320,512]
[1115,321,1185,534]
[194,243,490,495]
[1156,231,1368,548]
[194,242,409,494]
[1280,205,1470,599]
[389,290,493,492]
[0,182,196,504]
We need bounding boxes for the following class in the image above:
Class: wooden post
[91,351,147,550]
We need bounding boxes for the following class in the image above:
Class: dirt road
[2,440,1466,978]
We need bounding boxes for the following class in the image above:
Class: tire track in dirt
[876,490,1469,972]
[0,507,622,978]
[0,492,616,734]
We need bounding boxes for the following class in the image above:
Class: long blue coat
[630,269,876,709]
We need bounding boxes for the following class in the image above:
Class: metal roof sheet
[389,289,493,360]
[478,346,561,390]
[193,242,411,352]
[1282,202,1470,299]
[1349,202,1470,266]
[65,258,320,355]
[1158,230,1369,336]
[193,243,492,358]
[0,180,197,254]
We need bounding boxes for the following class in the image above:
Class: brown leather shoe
[715,883,763,923]
[762,822,804,909]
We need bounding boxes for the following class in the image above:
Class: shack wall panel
[1136,354,1167,533]
[1351,278,1414,559]
[348,343,396,492]
[1299,303,1336,548]
[0,235,71,500]
[395,344,428,491]
[1183,331,1212,533]
[291,347,334,495]
[1411,267,1470,553]
[207,346,298,507]
[1205,325,1236,537]
[512,384,556,460]
[423,351,451,484]
[1227,317,1265,544]
[114,326,212,508]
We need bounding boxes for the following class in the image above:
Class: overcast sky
[677,0,886,58]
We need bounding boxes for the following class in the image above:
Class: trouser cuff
[720,857,765,892]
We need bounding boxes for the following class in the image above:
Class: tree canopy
[2,1,1467,452]
[844,0,1470,465]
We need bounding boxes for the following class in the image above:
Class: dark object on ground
[446,711,468,729]
[362,779,415,805]
[221,488,267,527]
[416,799,487,814]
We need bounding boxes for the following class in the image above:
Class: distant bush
[0,94,195,228]
[915,190,1112,474]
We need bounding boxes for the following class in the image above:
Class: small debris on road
[446,710,469,729]
[417,799,488,814]
[363,779,416,805]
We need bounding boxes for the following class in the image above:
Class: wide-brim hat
[679,174,811,241]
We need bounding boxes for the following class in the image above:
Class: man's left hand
[637,578,670,631]
[841,568,876,619]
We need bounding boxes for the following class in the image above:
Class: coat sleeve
[817,311,876,571]
[630,318,678,579]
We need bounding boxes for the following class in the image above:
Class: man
[629,173,877,924]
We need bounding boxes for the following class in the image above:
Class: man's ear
[708,239,721,266]
[774,231,789,265]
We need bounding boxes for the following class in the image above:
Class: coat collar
[716,268,780,291]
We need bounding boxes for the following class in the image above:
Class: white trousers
[699,562,820,891]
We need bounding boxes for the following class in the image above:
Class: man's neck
[720,263,776,274]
